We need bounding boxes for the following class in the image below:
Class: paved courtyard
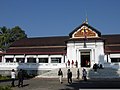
[1,78,120,90]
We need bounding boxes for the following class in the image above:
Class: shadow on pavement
[59,79,120,90]
[22,84,29,87]
[15,84,29,87]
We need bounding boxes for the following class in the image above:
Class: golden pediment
[73,27,98,38]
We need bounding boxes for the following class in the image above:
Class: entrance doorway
[81,52,90,67]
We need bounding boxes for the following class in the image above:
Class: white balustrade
[0,62,66,70]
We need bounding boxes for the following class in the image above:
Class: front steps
[36,68,79,78]
[36,67,120,79]
[88,67,120,78]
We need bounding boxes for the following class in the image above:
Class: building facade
[0,22,120,75]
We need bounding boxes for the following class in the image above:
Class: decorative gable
[69,23,101,39]
[73,26,98,38]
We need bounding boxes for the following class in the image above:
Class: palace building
[0,22,120,75]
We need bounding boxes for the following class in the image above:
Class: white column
[94,49,96,63]
[91,49,95,67]
[48,55,51,63]
[14,57,16,63]
[75,49,77,62]
[14,55,16,63]
[36,55,39,63]
[78,50,81,68]
[63,55,66,63]
[61,56,63,63]
[108,54,111,63]
[2,56,5,63]
[25,55,27,63]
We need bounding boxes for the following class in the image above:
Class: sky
[0,0,120,37]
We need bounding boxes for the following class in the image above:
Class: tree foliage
[0,26,27,51]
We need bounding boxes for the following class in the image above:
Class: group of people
[11,69,24,87]
[58,68,87,84]
[77,68,87,81]
[58,68,72,84]
[93,63,103,72]
[66,60,78,68]
[11,67,87,87]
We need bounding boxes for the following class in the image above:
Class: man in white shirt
[58,68,63,84]
[11,69,16,87]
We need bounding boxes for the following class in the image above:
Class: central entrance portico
[78,48,92,68]
[66,22,104,68]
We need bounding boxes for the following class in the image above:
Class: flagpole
[83,26,87,48]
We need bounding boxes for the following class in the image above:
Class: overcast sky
[0,0,120,37]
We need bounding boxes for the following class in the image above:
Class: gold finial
[83,11,88,24]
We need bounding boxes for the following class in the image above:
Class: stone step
[36,67,120,78]
[88,68,120,78]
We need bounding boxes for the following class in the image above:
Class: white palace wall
[0,54,66,75]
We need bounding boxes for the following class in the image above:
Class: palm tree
[0,26,11,52]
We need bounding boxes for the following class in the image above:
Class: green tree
[11,26,27,41]
[0,26,27,51]
[0,26,11,51]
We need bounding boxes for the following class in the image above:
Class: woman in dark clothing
[67,69,72,84]
[82,68,87,81]
[18,69,24,87]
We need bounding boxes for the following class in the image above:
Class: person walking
[77,69,80,80]
[67,69,72,84]
[58,68,63,84]
[71,60,74,68]
[82,68,87,81]
[75,60,78,68]
[68,60,70,67]
[11,69,16,87]
[18,69,24,87]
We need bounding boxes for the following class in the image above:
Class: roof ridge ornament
[83,11,88,24]
[83,17,88,24]
[85,16,88,24]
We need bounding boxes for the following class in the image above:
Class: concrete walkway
[0,78,73,90]
[1,78,120,90]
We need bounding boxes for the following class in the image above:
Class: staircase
[88,67,120,78]
[36,67,120,79]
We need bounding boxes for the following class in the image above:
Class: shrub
[0,75,10,80]
[0,85,12,90]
